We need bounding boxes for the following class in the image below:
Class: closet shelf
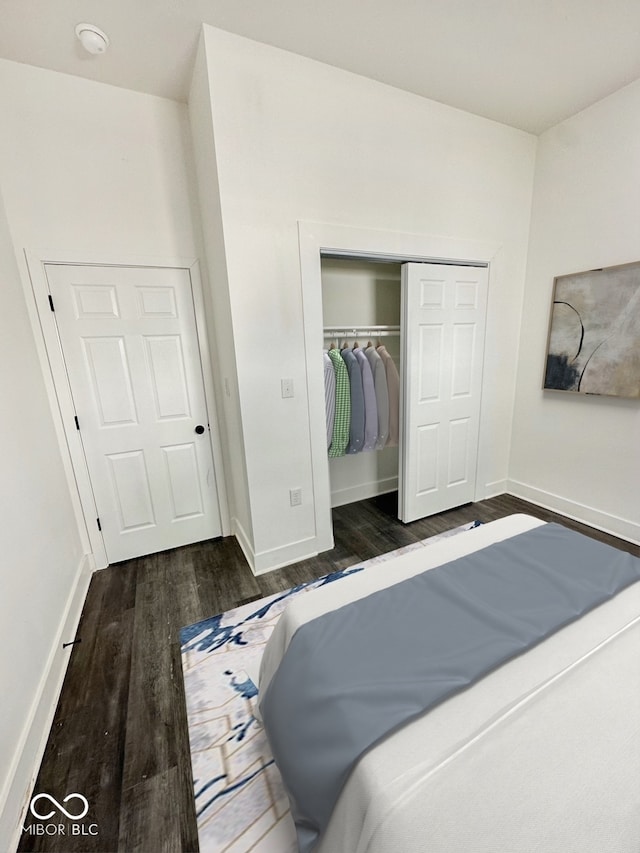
[323,325,400,338]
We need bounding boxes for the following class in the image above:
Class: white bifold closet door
[399,262,488,523]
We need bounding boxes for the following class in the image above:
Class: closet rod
[323,324,400,338]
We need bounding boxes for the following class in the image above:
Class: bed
[257,514,640,853]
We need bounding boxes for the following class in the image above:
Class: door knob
[195,424,206,434]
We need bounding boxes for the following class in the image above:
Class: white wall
[0,59,201,260]
[0,182,86,848]
[510,79,640,542]
[0,58,220,847]
[188,40,253,554]
[194,25,537,570]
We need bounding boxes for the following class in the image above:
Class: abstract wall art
[543,261,640,398]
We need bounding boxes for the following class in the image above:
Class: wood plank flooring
[17,494,638,852]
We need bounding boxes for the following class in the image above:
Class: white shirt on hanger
[364,345,389,450]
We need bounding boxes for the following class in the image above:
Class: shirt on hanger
[377,345,400,447]
[323,351,336,449]
[340,347,365,454]
[365,345,389,450]
[327,348,351,457]
[353,346,378,451]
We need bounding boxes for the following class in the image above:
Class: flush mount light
[75,23,110,55]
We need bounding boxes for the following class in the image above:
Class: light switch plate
[281,378,294,398]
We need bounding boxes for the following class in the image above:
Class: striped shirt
[323,351,336,449]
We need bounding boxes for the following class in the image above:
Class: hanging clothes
[353,345,378,451]
[377,345,400,447]
[340,346,365,454]
[323,351,336,449]
[364,344,389,450]
[327,348,351,457]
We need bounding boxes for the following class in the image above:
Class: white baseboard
[1,553,93,853]
[252,536,320,576]
[234,516,326,576]
[482,479,509,500]
[330,476,398,509]
[507,480,640,545]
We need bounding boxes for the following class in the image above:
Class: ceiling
[1,0,640,134]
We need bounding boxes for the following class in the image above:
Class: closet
[321,255,488,524]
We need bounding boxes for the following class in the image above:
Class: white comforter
[258,515,640,853]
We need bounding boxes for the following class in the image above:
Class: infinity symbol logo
[30,793,89,821]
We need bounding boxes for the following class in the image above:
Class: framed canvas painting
[543,261,640,398]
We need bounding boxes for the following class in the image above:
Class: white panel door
[45,264,222,562]
[399,263,488,523]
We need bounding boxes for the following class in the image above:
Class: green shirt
[327,348,351,457]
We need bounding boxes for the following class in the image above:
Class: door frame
[24,249,230,569]
[298,221,500,554]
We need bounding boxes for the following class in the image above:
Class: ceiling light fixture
[75,23,110,55]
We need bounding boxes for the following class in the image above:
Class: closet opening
[321,257,402,509]
[299,220,496,557]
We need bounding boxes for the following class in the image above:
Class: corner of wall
[187,27,254,544]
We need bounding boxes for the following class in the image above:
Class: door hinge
[74,415,80,430]
[96,518,102,532]
[48,294,55,312]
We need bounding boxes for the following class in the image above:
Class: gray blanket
[259,523,640,852]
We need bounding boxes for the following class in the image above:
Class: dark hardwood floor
[17,494,638,852]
